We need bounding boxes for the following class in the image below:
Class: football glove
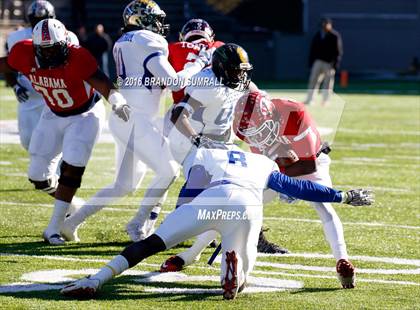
[342,189,374,206]
[60,276,100,298]
[13,83,29,103]
[109,91,130,122]
[196,46,215,68]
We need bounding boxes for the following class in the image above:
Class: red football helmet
[233,91,280,150]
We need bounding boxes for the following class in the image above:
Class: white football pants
[155,184,262,288]
[177,153,348,265]
[66,112,179,229]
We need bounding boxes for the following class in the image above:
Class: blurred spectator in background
[85,24,113,76]
[408,57,420,75]
[305,18,343,106]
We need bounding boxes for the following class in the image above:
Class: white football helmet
[32,18,70,68]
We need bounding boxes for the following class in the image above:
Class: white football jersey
[113,30,169,116]
[185,68,245,136]
[184,145,278,201]
[7,27,79,110]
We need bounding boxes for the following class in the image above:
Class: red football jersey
[168,40,224,103]
[7,40,98,114]
[249,98,322,167]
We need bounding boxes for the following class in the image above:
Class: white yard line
[2,200,418,230]
[338,128,420,136]
[0,253,418,288]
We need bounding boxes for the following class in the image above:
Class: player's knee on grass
[121,234,166,268]
[58,161,85,189]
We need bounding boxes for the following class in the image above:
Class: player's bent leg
[62,202,213,298]
[62,140,147,242]
[127,160,179,241]
[161,230,218,272]
[178,230,218,266]
[61,234,166,298]
[43,161,86,245]
[219,205,262,300]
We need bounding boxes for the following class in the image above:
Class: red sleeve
[289,110,320,160]
[168,43,175,67]
[274,99,320,161]
[70,46,98,80]
[7,40,32,73]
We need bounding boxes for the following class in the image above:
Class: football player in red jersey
[168,18,224,103]
[0,18,130,245]
[233,91,356,289]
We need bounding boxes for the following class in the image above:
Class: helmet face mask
[240,119,280,149]
[35,41,69,69]
[212,43,253,91]
[234,92,281,150]
[123,0,170,36]
[27,0,55,28]
[179,19,215,42]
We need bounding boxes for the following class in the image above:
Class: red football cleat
[336,259,356,289]
[222,251,239,300]
[160,255,185,272]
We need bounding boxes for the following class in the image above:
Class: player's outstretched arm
[267,171,374,206]
[86,69,130,121]
[146,47,211,92]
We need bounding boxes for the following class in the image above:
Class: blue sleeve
[267,171,343,203]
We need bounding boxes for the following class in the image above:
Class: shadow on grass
[0,239,193,258]
[0,275,219,302]
[0,240,132,257]
[290,287,342,294]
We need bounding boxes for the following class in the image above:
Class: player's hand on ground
[112,102,131,122]
[343,189,374,206]
[13,83,29,103]
[60,276,100,299]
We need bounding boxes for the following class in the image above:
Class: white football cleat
[42,230,65,245]
[61,276,100,299]
[125,220,141,242]
[61,219,80,242]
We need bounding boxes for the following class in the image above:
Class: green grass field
[0,83,419,309]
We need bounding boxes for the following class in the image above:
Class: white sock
[92,255,129,286]
[46,199,69,234]
[179,230,218,266]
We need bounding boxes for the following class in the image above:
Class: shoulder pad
[6,27,32,52]
[133,30,168,55]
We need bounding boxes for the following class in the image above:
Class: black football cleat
[257,229,289,254]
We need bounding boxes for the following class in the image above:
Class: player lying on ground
[59,0,213,243]
[0,18,130,245]
[160,91,355,288]
[61,145,373,300]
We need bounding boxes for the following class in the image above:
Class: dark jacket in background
[84,33,113,67]
[309,29,343,69]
